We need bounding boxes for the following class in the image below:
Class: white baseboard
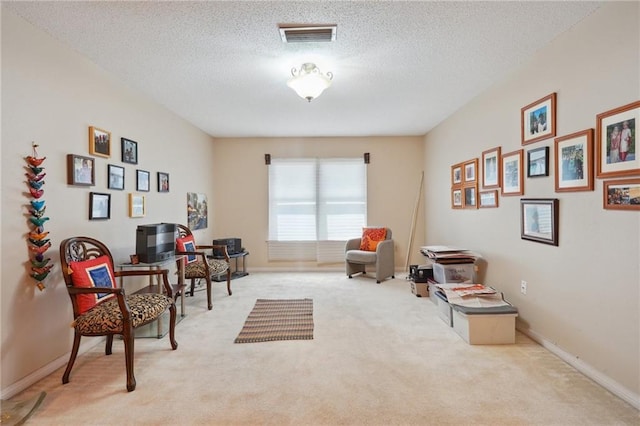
[520,327,639,410]
[0,338,103,400]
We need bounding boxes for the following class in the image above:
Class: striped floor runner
[234,298,314,343]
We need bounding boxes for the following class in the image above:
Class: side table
[211,251,249,281]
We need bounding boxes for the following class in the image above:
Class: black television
[135,223,176,263]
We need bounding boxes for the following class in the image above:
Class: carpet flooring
[234,298,314,343]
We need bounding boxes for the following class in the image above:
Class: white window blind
[268,158,367,262]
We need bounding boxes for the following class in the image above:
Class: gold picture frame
[128,193,146,218]
[89,126,111,158]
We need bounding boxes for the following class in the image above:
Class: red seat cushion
[359,228,387,251]
[68,255,117,314]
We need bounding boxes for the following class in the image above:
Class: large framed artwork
[521,93,557,145]
[596,100,639,178]
[187,192,208,230]
[501,149,524,196]
[554,129,594,192]
[520,198,559,246]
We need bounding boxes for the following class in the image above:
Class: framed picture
[527,146,549,178]
[451,163,463,187]
[596,100,639,178]
[501,149,524,196]
[603,178,640,210]
[521,93,556,145]
[121,138,138,164]
[128,193,146,217]
[520,198,559,246]
[482,147,501,189]
[463,184,478,209]
[463,158,478,184]
[136,170,150,192]
[158,172,170,192]
[451,188,463,209]
[555,129,594,192]
[89,192,111,220]
[479,190,499,208]
[89,126,111,158]
[187,192,208,230]
[107,164,125,190]
[66,154,95,186]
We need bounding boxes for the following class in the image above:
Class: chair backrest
[176,224,193,240]
[59,237,116,316]
[59,237,114,287]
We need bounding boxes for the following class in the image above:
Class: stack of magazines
[419,245,476,264]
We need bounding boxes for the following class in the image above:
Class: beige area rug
[234,298,314,343]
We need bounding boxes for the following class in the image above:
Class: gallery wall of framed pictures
[447,95,640,242]
[67,125,174,220]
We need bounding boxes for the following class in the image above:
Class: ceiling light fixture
[287,63,333,102]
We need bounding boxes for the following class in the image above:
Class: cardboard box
[410,281,429,297]
[433,262,476,284]
[434,290,452,327]
[451,304,518,345]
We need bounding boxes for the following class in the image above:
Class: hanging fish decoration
[28,229,49,240]
[30,200,46,211]
[28,180,45,190]
[25,142,51,291]
[29,216,49,227]
[26,171,46,182]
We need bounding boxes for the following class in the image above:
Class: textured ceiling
[4,1,603,138]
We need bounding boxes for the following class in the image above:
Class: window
[268,158,367,262]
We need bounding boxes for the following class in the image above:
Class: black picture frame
[121,138,138,165]
[158,172,170,192]
[520,198,559,246]
[527,146,549,178]
[89,192,111,220]
[107,164,125,190]
[66,154,95,186]
[136,170,150,192]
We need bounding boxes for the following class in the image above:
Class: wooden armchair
[175,224,231,310]
[59,237,178,392]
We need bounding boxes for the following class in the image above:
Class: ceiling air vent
[278,24,337,43]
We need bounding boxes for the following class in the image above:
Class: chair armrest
[175,250,208,264]
[67,286,124,295]
[345,238,362,252]
[197,244,230,262]
[376,239,394,256]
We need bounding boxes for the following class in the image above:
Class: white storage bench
[451,304,518,345]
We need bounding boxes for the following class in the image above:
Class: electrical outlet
[521,280,527,295]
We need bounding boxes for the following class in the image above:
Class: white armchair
[345,228,395,283]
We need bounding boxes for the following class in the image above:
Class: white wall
[211,137,426,270]
[1,10,217,394]
[423,2,639,402]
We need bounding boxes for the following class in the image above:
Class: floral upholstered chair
[345,227,395,283]
[175,224,231,310]
[59,236,178,392]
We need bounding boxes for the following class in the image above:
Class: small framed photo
[501,149,524,196]
[527,146,549,178]
[451,188,463,209]
[129,193,146,217]
[596,100,639,178]
[482,147,501,189]
[451,163,463,187]
[463,184,478,209]
[603,178,640,210]
[89,126,111,158]
[158,172,170,192]
[463,158,478,184]
[121,138,138,164]
[136,170,150,192]
[555,129,594,192]
[67,154,95,186]
[479,190,499,208]
[520,198,559,246]
[521,93,556,145]
[89,192,111,220]
[107,164,125,190]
